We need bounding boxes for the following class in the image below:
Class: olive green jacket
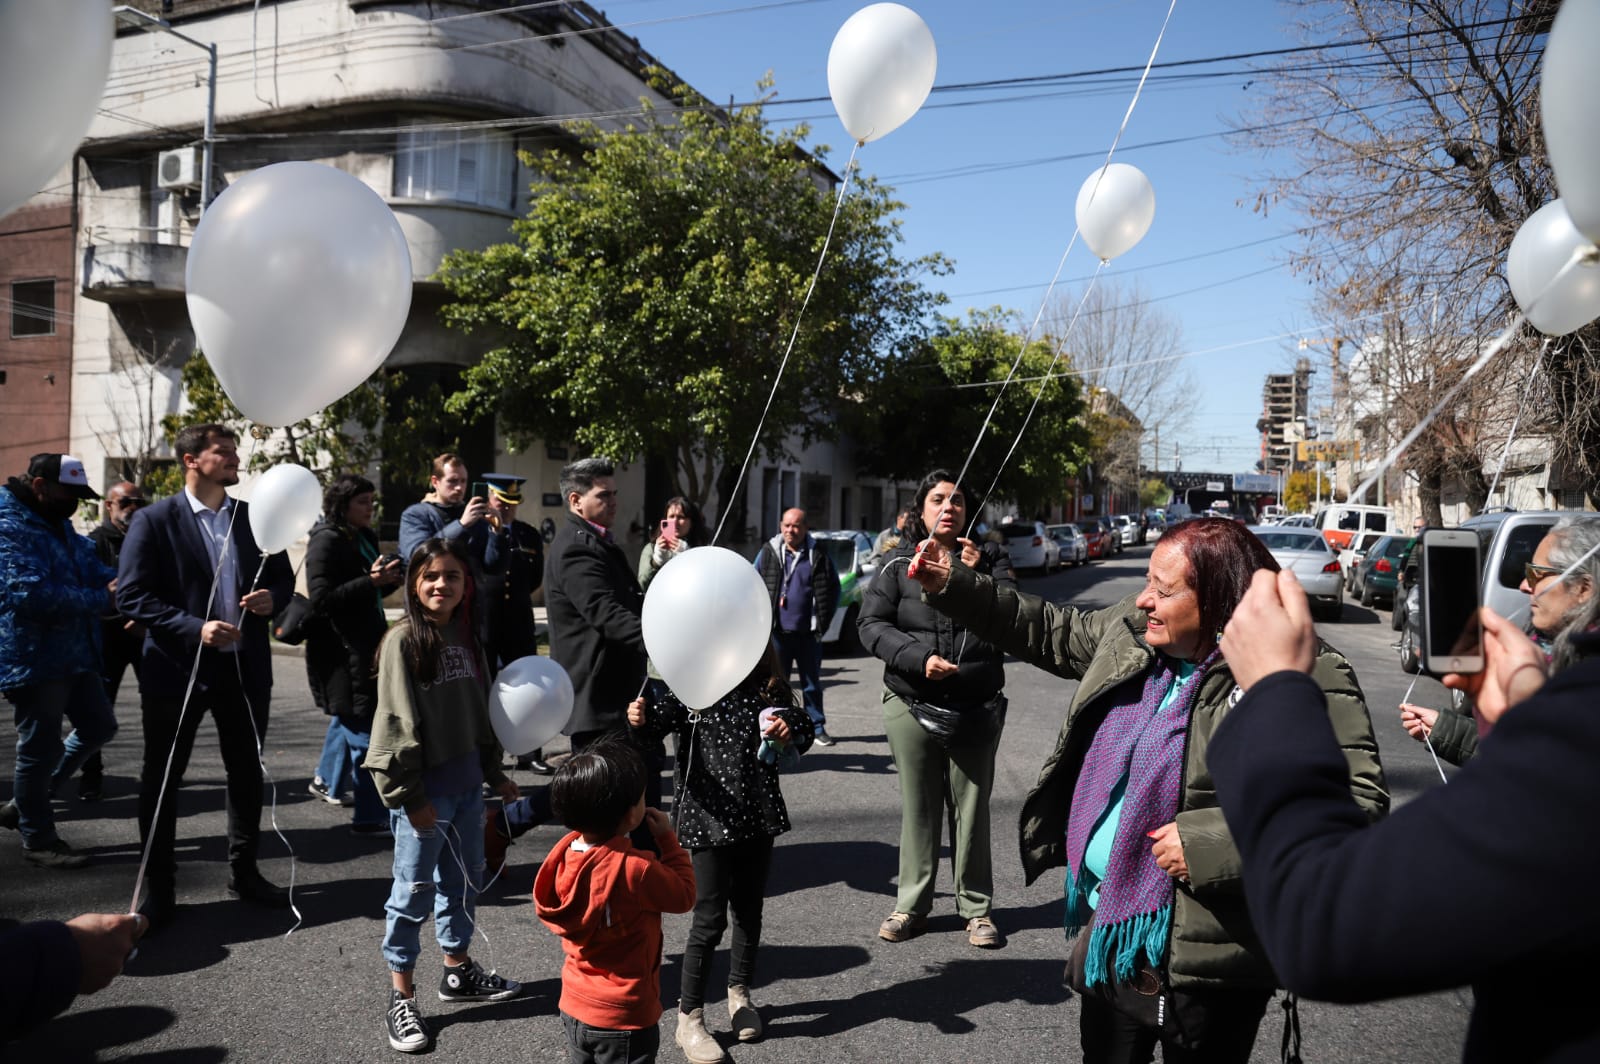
[929,565,1389,990]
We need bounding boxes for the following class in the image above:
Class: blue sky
[626,0,1330,476]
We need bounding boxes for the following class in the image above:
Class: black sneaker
[308,778,353,807]
[23,838,89,869]
[78,781,104,802]
[437,958,522,1003]
[386,989,431,1053]
[0,800,17,831]
[350,822,391,838]
[813,728,837,747]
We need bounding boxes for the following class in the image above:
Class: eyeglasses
[1524,562,1562,588]
[113,497,148,509]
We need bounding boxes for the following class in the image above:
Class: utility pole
[114,6,218,215]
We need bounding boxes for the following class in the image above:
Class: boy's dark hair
[172,423,236,464]
[550,739,647,837]
[559,457,615,502]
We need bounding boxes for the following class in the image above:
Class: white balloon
[489,656,575,757]
[642,547,773,711]
[1075,164,1156,262]
[1506,200,1600,337]
[247,463,323,555]
[0,1,115,219]
[1541,0,1600,245]
[827,3,937,144]
[186,162,413,427]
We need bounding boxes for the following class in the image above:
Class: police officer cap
[482,473,525,504]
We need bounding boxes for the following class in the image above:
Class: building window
[394,124,515,211]
[10,279,55,338]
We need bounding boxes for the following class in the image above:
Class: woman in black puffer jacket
[304,473,403,833]
[858,469,1016,949]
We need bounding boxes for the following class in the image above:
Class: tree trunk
[714,459,750,545]
[1418,470,1443,526]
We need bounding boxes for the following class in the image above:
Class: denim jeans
[773,630,824,727]
[560,1011,660,1064]
[315,717,351,796]
[5,673,118,846]
[332,718,385,829]
[382,787,485,972]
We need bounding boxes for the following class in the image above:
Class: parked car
[810,529,880,650]
[1279,513,1316,528]
[1312,503,1395,553]
[1047,523,1089,566]
[1260,504,1289,524]
[998,520,1060,574]
[1350,533,1410,608]
[1112,514,1140,547]
[1096,515,1124,554]
[1248,526,1344,621]
[1076,520,1111,559]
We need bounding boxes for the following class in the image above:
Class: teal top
[1080,657,1198,908]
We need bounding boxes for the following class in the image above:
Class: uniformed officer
[480,473,552,775]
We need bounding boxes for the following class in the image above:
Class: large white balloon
[186,162,413,427]
[827,3,937,144]
[247,463,323,555]
[1075,164,1156,262]
[642,547,773,711]
[489,656,575,756]
[0,1,115,219]
[1507,200,1600,337]
[1541,0,1600,245]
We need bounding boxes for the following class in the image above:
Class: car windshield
[1255,530,1331,553]
[1076,522,1100,535]
[815,537,858,574]
[997,523,1036,538]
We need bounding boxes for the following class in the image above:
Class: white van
[1312,505,1401,556]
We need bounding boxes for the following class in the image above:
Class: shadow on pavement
[428,976,563,1036]
[5,1005,225,1063]
[795,749,894,775]
[762,956,1068,1037]
[766,839,897,898]
[658,943,873,1012]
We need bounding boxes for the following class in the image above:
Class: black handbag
[905,692,1007,748]
[1063,918,1207,1050]
[271,592,326,646]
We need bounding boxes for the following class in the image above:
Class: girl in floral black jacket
[627,645,813,1059]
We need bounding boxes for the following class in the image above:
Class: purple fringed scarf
[1064,650,1218,986]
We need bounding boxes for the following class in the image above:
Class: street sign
[1205,480,1224,492]
[1232,473,1277,493]
[1297,440,1360,462]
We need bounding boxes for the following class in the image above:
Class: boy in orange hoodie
[535,740,697,1063]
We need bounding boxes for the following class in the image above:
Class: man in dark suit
[80,480,148,801]
[544,458,650,769]
[116,424,295,927]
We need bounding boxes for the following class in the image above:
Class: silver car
[1248,526,1344,621]
[1047,523,1089,566]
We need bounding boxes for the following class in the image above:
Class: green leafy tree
[1139,477,1170,511]
[436,76,950,522]
[160,355,450,497]
[849,308,1092,518]
[1282,469,1338,514]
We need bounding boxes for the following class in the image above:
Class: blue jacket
[115,492,293,698]
[0,483,114,691]
[398,496,490,566]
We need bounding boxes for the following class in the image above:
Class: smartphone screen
[1421,531,1483,673]
[472,481,488,502]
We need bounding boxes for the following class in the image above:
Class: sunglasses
[1524,562,1562,587]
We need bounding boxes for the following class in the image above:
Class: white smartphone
[1420,528,1484,675]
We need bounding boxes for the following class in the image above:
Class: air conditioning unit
[157,146,201,191]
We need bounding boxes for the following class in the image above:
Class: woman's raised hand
[905,537,954,593]
[924,654,958,680]
[956,537,982,568]
[1441,607,1548,731]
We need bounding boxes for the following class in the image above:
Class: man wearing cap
[398,453,490,565]
[480,474,553,775]
[116,423,295,925]
[78,480,149,801]
[0,454,120,868]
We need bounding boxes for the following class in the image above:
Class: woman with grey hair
[1401,515,1600,763]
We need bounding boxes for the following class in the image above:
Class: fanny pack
[905,692,1007,748]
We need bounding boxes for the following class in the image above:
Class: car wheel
[1391,603,1406,631]
[1398,623,1422,674]
[1360,584,1375,608]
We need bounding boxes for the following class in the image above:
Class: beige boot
[727,985,763,1043]
[675,1007,728,1064]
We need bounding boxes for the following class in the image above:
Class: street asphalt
[1,542,1473,1063]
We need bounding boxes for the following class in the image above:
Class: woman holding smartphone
[638,496,709,591]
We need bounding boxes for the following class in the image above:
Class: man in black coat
[544,458,647,751]
[81,480,147,801]
[116,424,295,927]
[1211,569,1600,1064]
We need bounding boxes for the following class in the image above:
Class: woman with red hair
[908,517,1388,1064]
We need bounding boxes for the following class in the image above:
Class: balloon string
[966,262,1108,537]
[129,435,258,918]
[711,139,861,546]
[1483,339,1547,506]
[1350,244,1593,504]
[1396,673,1450,786]
[942,0,1177,530]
